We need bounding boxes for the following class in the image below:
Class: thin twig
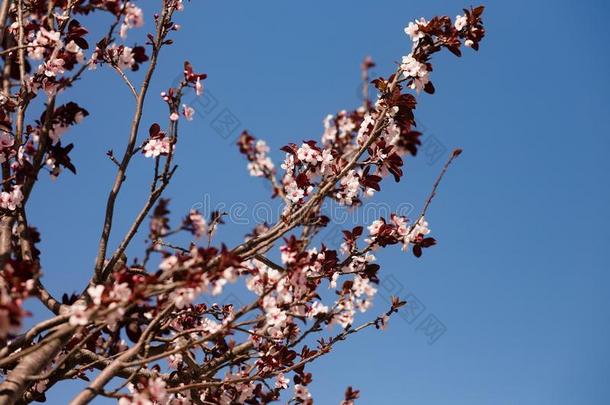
[111,64,138,99]
[415,148,462,224]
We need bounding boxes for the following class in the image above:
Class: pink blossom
[169,288,197,309]
[281,154,295,172]
[356,113,375,144]
[408,217,431,241]
[195,77,204,96]
[201,318,222,334]
[113,45,136,70]
[28,28,62,60]
[336,170,360,205]
[109,282,131,302]
[143,137,171,158]
[118,395,152,405]
[43,57,65,77]
[334,310,354,329]
[167,353,183,369]
[120,2,145,39]
[188,210,207,238]
[391,214,409,237]
[275,373,289,389]
[285,179,305,203]
[380,314,390,331]
[86,285,105,306]
[296,143,322,165]
[148,377,167,402]
[182,104,195,121]
[68,303,88,326]
[294,384,312,401]
[321,114,338,145]
[0,186,23,211]
[320,149,333,173]
[0,132,14,163]
[159,255,178,271]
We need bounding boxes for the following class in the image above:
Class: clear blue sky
[23,0,610,404]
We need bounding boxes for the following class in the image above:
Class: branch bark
[93,1,174,283]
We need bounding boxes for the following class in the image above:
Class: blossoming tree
[0,1,485,403]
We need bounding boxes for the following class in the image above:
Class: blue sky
[23,0,610,404]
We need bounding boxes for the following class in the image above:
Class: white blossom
[368,219,384,236]
[455,14,468,31]
[409,216,431,240]
[86,285,104,306]
[404,18,427,42]
[400,54,430,93]
[68,303,88,326]
[248,140,274,177]
[307,301,329,319]
[120,2,145,39]
[195,77,204,96]
[285,178,305,204]
[0,186,23,211]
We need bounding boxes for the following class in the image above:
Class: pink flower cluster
[143,124,172,158]
[0,186,23,211]
[119,2,145,39]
